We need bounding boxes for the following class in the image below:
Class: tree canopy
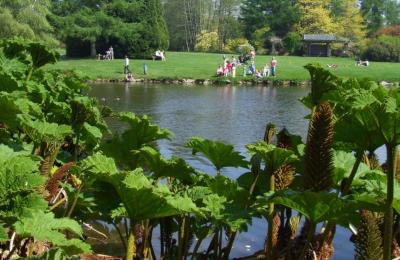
[0,0,58,46]
[51,0,169,58]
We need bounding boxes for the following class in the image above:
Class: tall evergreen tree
[240,0,299,39]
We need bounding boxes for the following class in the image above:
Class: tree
[51,0,169,58]
[241,0,299,39]
[360,0,385,35]
[332,0,366,45]
[383,0,400,26]
[294,0,338,35]
[0,0,58,46]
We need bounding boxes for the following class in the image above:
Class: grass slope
[49,52,400,82]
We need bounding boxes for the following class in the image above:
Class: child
[262,64,270,77]
[216,65,224,76]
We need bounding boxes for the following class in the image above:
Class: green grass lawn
[49,52,400,82]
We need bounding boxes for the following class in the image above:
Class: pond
[90,83,353,259]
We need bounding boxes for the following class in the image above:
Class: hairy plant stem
[143,220,152,259]
[178,216,186,260]
[126,222,136,260]
[341,150,364,195]
[218,228,223,259]
[192,236,204,259]
[265,170,275,260]
[26,67,33,84]
[48,197,66,212]
[66,184,83,218]
[299,222,316,260]
[383,144,397,260]
[222,230,236,260]
[321,150,364,245]
[112,222,127,251]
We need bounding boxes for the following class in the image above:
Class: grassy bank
[49,51,400,82]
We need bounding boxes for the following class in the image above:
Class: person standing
[271,57,277,77]
[110,46,114,60]
[124,55,130,74]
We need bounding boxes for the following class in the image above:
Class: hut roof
[303,34,336,42]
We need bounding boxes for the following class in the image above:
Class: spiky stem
[178,215,186,260]
[383,144,397,260]
[66,184,83,217]
[112,222,127,251]
[126,222,136,260]
[192,236,204,258]
[341,150,364,195]
[265,171,275,260]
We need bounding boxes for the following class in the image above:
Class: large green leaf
[139,146,196,183]
[0,223,7,242]
[119,112,173,147]
[80,153,118,176]
[117,169,201,221]
[0,92,43,129]
[14,211,90,255]
[246,142,297,174]
[202,175,252,231]
[332,150,372,186]
[262,190,361,225]
[0,70,20,92]
[102,112,172,169]
[186,137,248,171]
[80,122,103,150]
[21,118,72,145]
[28,43,59,69]
[83,157,201,221]
[303,64,340,106]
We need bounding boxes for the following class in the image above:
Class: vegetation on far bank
[49,52,400,82]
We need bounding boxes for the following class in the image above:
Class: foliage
[333,0,367,46]
[194,31,219,53]
[0,39,105,257]
[224,38,251,54]
[186,137,248,172]
[240,0,299,39]
[378,25,400,37]
[283,32,303,55]
[295,0,338,35]
[0,0,58,47]
[362,35,400,62]
[51,0,169,58]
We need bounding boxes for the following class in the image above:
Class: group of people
[153,49,166,61]
[356,59,369,66]
[97,46,114,60]
[216,53,278,79]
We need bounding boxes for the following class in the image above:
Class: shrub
[377,25,400,37]
[195,31,219,52]
[283,32,303,55]
[362,35,400,62]
[224,38,251,54]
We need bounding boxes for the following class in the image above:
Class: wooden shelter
[303,34,337,57]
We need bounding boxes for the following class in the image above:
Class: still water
[90,83,353,259]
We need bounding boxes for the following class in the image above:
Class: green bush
[224,38,251,54]
[283,32,303,55]
[195,31,219,52]
[362,35,400,62]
